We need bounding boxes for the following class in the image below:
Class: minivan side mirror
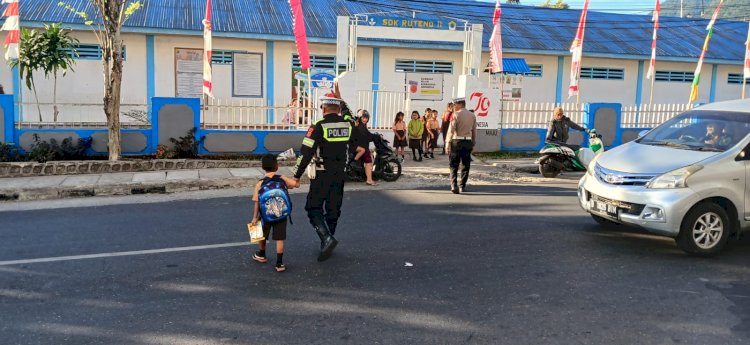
[638,130,649,138]
[736,145,750,161]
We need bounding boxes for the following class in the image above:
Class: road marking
[0,242,251,266]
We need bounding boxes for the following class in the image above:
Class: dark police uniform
[293,98,352,261]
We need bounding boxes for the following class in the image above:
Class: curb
[0,175,312,202]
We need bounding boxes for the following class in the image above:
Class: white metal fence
[621,103,694,128]
[356,90,411,130]
[501,102,581,129]
[17,102,149,128]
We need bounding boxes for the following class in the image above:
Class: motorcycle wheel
[378,158,402,182]
[538,157,561,178]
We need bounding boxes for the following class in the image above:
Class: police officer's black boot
[312,220,338,262]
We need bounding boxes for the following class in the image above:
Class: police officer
[292,92,352,262]
[445,97,477,194]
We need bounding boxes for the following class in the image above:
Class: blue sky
[510,1,658,14]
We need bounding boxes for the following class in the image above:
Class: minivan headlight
[647,165,703,189]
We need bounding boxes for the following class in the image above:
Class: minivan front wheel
[676,202,730,257]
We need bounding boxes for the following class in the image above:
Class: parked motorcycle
[347,133,402,182]
[536,130,604,178]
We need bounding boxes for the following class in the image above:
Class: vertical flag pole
[488,0,503,142]
[568,0,589,107]
[689,0,723,105]
[202,0,213,130]
[743,22,750,99]
[648,0,660,107]
[2,0,21,128]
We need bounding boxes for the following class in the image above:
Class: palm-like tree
[42,23,79,123]
[9,28,44,122]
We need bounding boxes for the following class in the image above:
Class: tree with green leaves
[9,28,44,122]
[539,0,570,9]
[42,23,78,123]
[60,0,143,161]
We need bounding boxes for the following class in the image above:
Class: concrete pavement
[0,154,579,202]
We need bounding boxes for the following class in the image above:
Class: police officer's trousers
[449,139,473,189]
[305,172,345,235]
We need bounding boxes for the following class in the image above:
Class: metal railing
[501,102,581,129]
[621,103,694,128]
[201,97,319,130]
[17,102,150,128]
[356,90,411,130]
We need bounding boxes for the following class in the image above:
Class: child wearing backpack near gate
[251,154,298,272]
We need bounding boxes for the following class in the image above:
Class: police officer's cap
[320,92,343,106]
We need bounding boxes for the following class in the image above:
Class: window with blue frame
[580,67,624,80]
[395,59,453,73]
[524,64,543,77]
[727,73,750,84]
[62,44,127,60]
[655,71,694,83]
[293,54,336,69]
[212,50,235,64]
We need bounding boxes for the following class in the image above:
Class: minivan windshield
[636,110,750,152]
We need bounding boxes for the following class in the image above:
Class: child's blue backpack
[258,175,293,224]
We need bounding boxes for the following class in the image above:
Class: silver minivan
[578,98,750,256]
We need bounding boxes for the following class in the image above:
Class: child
[426,111,440,159]
[408,111,424,161]
[392,112,407,161]
[251,154,298,272]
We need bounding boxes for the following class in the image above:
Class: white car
[579,98,750,256]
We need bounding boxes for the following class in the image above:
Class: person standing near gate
[292,91,351,262]
[445,97,476,194]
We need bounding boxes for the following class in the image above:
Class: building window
[293,54,336,69]
[728,73,750,84]
[524,64,543,77]
[395,59,453,73]
[655,71,694,83]
[63,44,127,61]
[580,67,624,80]
[212,50,235,64]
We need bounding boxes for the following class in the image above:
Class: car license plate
[593,200,618,219]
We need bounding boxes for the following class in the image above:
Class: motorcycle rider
[546,107,589,144]
[292,91,351,262]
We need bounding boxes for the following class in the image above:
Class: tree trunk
[53,74,59,124]
[31,82,42,123]
[103,28,124,161]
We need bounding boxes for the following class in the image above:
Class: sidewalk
[0,155,564,202]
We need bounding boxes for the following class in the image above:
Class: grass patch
[475,151,537,160]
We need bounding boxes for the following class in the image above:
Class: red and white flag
[1,0,19,60]
[646,0,660,80]
[289,0,310,70]
[202,0,213,98]
[488,0,503,74]
[744,22,750,79]
[568,0,590,99]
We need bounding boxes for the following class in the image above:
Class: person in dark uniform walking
[292,92,352,262]
[445,97,477,194]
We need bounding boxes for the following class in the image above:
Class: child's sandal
[253,251,268,263]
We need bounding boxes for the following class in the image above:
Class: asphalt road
[1,182,749,345]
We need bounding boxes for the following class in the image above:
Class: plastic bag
[247,222,265,243]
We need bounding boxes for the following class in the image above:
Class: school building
[0,0,748,132]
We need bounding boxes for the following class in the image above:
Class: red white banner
[646,0,660,80]
[202,0,213,98]
[744,22,750,79]
[568,0,590,99]
[488,0,503,74]
[1,0,19,60]
[289,0,310,70]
